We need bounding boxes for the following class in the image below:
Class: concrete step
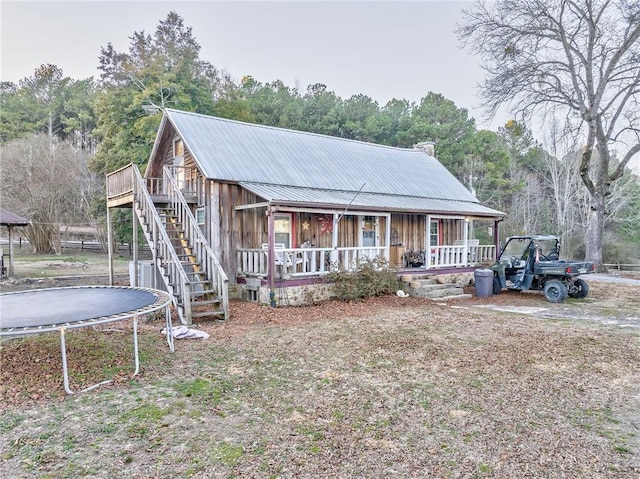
[429,293,473,302]
[410,285,466,299]
[408,281,449,290]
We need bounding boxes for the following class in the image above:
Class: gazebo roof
[0,208,29,226]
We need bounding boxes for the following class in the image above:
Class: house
[106,109,504,324]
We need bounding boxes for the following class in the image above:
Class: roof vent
[414,141,435,157]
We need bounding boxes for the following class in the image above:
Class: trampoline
[0,286,173,394]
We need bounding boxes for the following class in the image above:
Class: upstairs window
[173,138,184,158]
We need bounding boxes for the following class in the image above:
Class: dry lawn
[1,281,639,478]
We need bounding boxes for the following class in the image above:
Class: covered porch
[235,207,499,279]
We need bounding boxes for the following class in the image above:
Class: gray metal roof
[0,208,29,226]
[241,183,505,217]
[164,109,481,204]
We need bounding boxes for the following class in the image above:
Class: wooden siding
[390,214,426,251]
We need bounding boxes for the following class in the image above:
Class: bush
[328,257,401,302]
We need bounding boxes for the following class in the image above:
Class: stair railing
[131,165,193,324]
[163,166,230,320]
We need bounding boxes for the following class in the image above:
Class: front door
[361,215,378,260]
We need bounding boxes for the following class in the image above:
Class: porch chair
[261,243,303,271]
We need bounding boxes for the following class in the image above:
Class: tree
[396,92,477,178]
[0,66,97,149]
[90,11,220,175]
[0,134,98,253]
[458,0,640,268]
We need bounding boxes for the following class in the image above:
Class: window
[362,215,377,247]
[173,138,184,158]
[430,220,439,247]
[274,214,291,247]
[195,208,206,234]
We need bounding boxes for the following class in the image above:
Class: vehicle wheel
[492,275,502,294]
[568,278,589,298]
[543,279,568,303]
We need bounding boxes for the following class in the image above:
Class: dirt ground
[1,270,639,478]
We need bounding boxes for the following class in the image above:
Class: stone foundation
[255,283,335,306]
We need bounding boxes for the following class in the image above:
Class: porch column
[132,206,138,287]
[107,205,114,285]
[384,214,391,261]
[267,207,276,307]
[425,215,431,270]
[330,213,339,267]
[463,218,469,265]
[494,219,502,261]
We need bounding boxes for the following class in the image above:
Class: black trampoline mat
[0,287,158,330]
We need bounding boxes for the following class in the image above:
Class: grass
[3,250,132,280]
[1,296,639,478]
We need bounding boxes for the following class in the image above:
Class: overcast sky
[1,0,639,171]
[1,1,498,122]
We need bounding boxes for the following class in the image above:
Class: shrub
[328,257,401,302]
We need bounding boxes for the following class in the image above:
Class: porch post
[132,206,138,287]
[267,206,276,307]
[425,215,431,270]
[463,218,469,266]
[7,226,14,277]
[384,214,391,261]
[494,219,501,261]
[107,205,114,285]
[330,213,339,267]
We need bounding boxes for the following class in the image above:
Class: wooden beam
[234,202,269,211]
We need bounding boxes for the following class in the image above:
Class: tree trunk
[585,189,605,270]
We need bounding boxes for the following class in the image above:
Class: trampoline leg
[133,313,140,376]
[60,327,74,395]
[59,327,112,395]
[165,304,174,353]
[59,321,139,395]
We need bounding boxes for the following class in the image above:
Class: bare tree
[458,0,640,268]
[0,134,97,253]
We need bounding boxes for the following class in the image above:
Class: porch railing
[430,244,496,268]
[237,246,387,277]
[238,244,496,277]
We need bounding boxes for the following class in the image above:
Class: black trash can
[474,268,494,297]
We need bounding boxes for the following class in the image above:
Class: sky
[1,0,639,172]
[1,1,497,123]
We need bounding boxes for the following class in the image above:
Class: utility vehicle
[491,235,595,303]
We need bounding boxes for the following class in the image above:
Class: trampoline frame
[1,286,173,394]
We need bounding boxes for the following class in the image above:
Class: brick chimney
[414,141,435,157]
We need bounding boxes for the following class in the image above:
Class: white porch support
[384,215,391,261]
[425,214,432,270]
[331,213,339,265]
[463,217,469,265]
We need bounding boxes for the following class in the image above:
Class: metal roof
[241,183,505,217]
[164,109,481,204]
[0,208,29,226]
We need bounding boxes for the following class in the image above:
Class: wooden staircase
[126,164,229,325]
